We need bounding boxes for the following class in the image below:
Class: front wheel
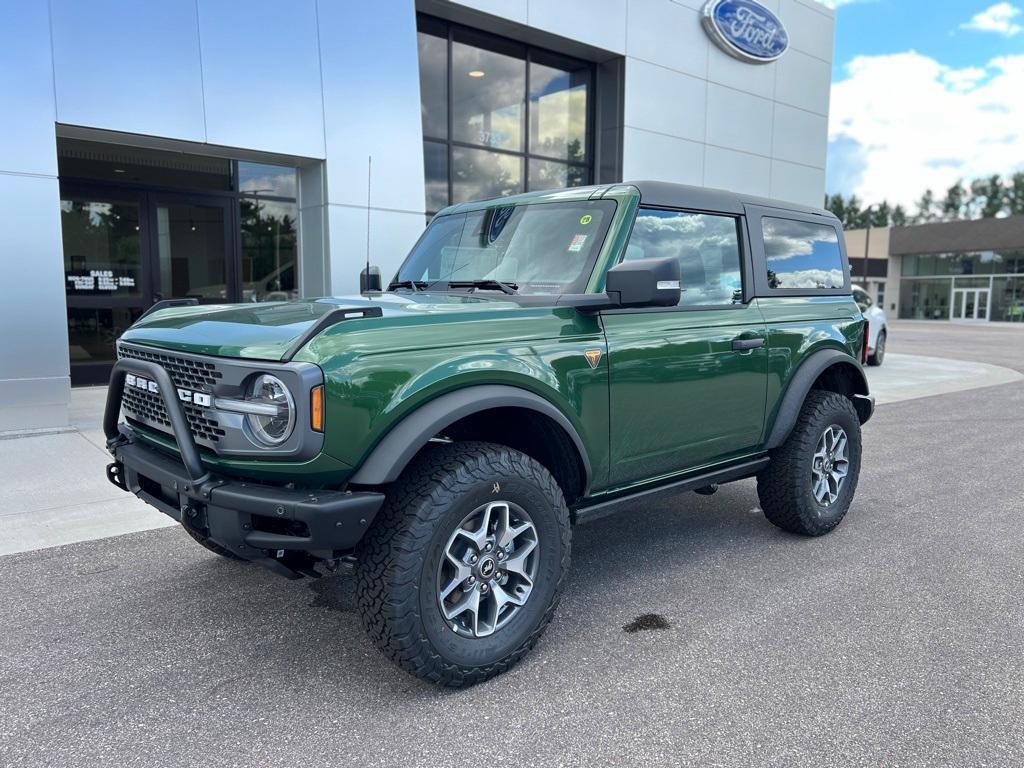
[355,442,571,687]
[868,329,886,366]
[757,390,862,536]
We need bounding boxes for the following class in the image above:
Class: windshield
[393,200,617,295]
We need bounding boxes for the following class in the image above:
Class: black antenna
[359,155,382,294]
[365,155,372,280]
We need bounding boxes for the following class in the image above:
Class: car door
[602,206,768,487]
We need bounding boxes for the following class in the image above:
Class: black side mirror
[360,265,382,294]
[605,257,680,308]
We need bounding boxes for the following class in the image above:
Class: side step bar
[572,456,769,524]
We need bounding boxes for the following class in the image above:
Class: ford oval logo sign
[702,0,789,64]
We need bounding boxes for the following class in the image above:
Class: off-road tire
[868,330,886,366]
[355,441,571,687]
[183,526,246,561]
[757,390,862,536]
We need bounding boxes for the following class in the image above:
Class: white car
[853,285,887,366]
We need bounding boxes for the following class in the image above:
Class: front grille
[119,344,223,389]
[118,345,226,446]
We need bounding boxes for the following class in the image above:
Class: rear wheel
[868,329,886,366]
[757,390,862,536]
[355,441,571,687]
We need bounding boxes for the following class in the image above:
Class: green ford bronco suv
[104,181,874,687]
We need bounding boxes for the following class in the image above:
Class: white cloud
[960,2,1023,36]
[827,51,1024,208]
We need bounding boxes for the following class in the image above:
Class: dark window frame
[600,204,756,315]
[418,13,596,215]
[745,205,851,297]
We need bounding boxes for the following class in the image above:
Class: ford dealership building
[0,0,835,432]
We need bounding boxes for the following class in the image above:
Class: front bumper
[104,357,384,579]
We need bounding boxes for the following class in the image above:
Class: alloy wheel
[436,501,539,637]
[811,424,850,506]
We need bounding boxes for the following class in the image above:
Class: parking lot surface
[2,322,1023,767]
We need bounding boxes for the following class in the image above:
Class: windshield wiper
[446,279,519,295]
[387,279,428,292]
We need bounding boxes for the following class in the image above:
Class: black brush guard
[104,357,384,579]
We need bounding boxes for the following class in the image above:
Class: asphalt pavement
[2,322,1023,767]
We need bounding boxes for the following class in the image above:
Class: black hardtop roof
[627,180,838,222]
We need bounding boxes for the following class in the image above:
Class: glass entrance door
[952,288,990,321]
[61,185,236,385]
[61,190,149,385]
[151,195,235,304]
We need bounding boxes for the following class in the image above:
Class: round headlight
[246,374,295,445]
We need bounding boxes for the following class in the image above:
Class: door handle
[731,337,765,351]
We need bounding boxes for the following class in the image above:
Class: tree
[891,205,908,227]
[870,201,892,227]
[914,189,937,224]
[1007,172,1024,216]
[941,181,967,220]
[979,175,1006,218]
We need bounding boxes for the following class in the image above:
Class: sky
[823,0,1024,210]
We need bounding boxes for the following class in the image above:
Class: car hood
[118,293,524,361]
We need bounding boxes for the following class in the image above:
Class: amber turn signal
[310,385,324,432]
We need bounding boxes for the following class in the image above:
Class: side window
[762,218,845,290]
[853,288,872,308]
[623,208,743,307]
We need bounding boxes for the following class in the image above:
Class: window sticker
[579,214,592,225]
[568,234,588,253]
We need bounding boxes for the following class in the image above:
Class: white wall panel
[706,84,773,157]
[452,0,528,24]
[707,47,777,99]
[771,103,827,168]
[198,0,325,158]
[770,159,826,207]
[704,146,771,197]
[779,0,834,62]
[527,0,627,54]
[774,49,831,116]
[626,0,708,79]
[622,128,704,184]
[50,0,206,142]
[0,174,70,430]
[0,4,57,176]
[319,2,426,213]
[624,59,706,142]
[328,206,425,296]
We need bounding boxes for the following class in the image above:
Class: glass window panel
[67,307,143,369]
[529,59,588,161]
[527,159,588,192]
[898,278,952,320]
[992,276,1024,321]
[238,162,296,198]
[156,203,228,300]
[61,199,143,297]
[901,254,918,276]
[451,35,525,151]
[624,209,743,306]
[424,141,449,213]
[240,199,299,302]
[418,30,448,139]
[395,200,616,294]
[762,218,845,290]
[451,147,522,203]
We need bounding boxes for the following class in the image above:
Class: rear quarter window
[762,218,845,290]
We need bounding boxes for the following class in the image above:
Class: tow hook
[106,462,127,492]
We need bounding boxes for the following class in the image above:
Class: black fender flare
[349,385,593,491]
[765,349,872,450]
